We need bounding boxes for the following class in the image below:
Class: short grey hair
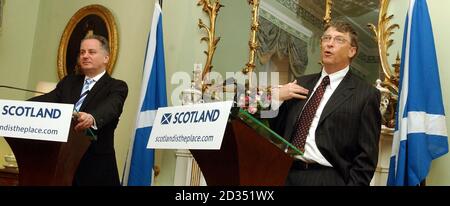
[82,34,110,54]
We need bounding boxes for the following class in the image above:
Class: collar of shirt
[85,70,106,83]
[319,66,349,90]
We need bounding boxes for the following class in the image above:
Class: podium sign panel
[0,99,73,142]
[147,101,233,149]
[189,109,296,186]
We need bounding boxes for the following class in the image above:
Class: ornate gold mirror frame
[368,0,400,93]
[197,0,223,92]
[57,4,118,79]
[197,0,261,92]
[196,0,399,112]
[241,0,260,94]
[323,0,333,24]
[242,0,260,76]
[324,0,400,129]
[195,0,280,93]
[368,0,400,129]
[324,0,400,83]
[242,0,331,88]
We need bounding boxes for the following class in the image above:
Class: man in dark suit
[270,21,381,186]
[30,35,128,186]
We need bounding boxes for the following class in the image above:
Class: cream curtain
[257,17,309,78]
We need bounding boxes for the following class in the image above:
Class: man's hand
[74,112,94,132]
[272,80,309,101]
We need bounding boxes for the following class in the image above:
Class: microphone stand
[1,84,97,140]
[0,85,46,94]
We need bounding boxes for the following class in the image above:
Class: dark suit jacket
[270,70,381,186]
[30,73,128,186]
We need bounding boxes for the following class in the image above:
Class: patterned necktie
[291,76,330,153]
[74,78,93,111]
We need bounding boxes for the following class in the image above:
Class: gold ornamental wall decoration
[368,0,400,129]
[197,0,223,90]
[368,0,400,93]
[241,0,261,93]
[323,0,333,24]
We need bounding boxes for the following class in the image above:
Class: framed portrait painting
[57,4,118,79]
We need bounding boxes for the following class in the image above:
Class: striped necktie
[74,78,93,111]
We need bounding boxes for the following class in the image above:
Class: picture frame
[57,4,118,79]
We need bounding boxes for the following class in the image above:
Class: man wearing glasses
[271,21,381,186]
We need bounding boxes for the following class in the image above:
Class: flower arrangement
[237,88,272,117]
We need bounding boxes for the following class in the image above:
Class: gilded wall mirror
[245,0,383,85]
[196,0,397,105]
[325,0,381,83]
[57,4,118,79]
[252,0,399,128]
[321,0,400,129]
[196,0,399,130]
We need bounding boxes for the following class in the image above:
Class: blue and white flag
[387,0,448,186]
[123,2,167,186]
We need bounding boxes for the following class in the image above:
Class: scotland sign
[147,101,233,149]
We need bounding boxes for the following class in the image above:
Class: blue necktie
[74,79,93,111]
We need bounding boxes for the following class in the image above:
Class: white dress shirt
[83,70,106,130]
[294,67,349,166]
[84,70,106,91]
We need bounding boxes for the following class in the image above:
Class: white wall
[0,0,156,182]
[0,0,41,169]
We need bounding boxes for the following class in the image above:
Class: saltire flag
[387,0,448,186]
[122,2,167,186]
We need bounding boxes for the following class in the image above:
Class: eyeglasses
[321,35,349,44]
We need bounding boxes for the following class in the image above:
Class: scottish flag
[123,2,167,186]
[387,0,448,186]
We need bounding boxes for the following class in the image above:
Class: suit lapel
[80,74,111,111]
[318,71,356,125]
[71,75,85,104]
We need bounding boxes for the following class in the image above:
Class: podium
[190,109,300,186]
[4,123,91,186]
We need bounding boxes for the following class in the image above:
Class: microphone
[0,84,46,94]
[1,84,97,140]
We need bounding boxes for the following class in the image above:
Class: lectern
[190,109,301,186]
[5,123,91,186]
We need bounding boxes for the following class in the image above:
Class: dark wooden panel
[4,123,90,186]
[0,168,19,186]
[191,118,293,186]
